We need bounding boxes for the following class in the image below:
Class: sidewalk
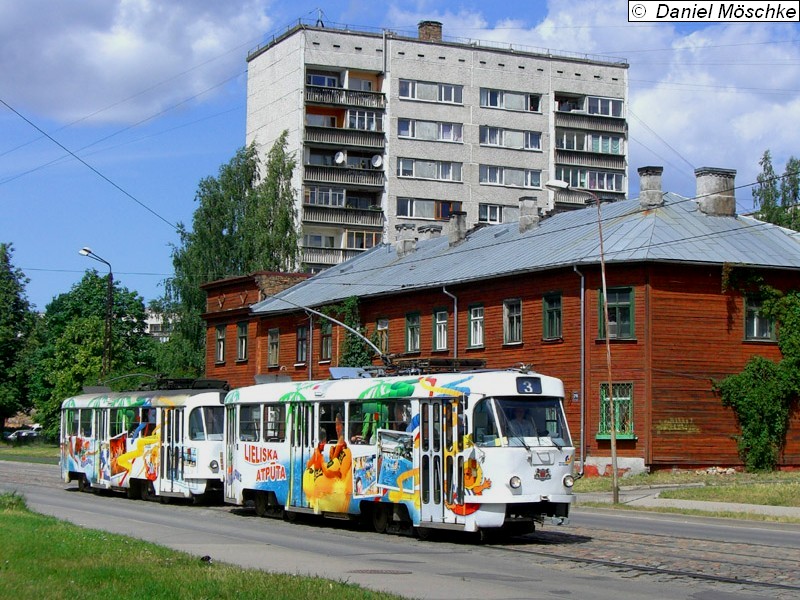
[575,485,800,519]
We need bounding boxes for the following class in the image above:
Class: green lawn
[0,440,60,464]
[0,493,405,600]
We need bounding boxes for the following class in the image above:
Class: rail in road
[2,460,800,600]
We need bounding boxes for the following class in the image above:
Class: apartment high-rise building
[246,20,628,271]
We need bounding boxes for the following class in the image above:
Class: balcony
[302,246,364,266]
[554,112,627,134]
[304,165,385,188]
[302,204,384,229]
[305,86,386,109]
[555,150,626,171]
[304,126,385,150]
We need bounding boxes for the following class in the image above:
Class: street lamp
[79,247,113,380]
[545,180,620,504]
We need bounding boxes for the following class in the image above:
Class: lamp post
[79,247,113,380]
[545,180,620,504]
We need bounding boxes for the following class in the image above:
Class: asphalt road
[2,460,798,600]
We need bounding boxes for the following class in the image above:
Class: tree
[752,150,800,230]
[0,243,34,425]
[25,271,155,434]
[322,297,375,368]
[164,135,298,374]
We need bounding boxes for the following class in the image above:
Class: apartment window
[598,382,635,438]
[555,130,586,151]
[745,297,775,341]
[555,95,584,112]
[397,158,462,182]
[320,321,332,362]
[267,328,280,367]
[236,322,248,361]
[376,318,389,354]
[398,119,462,142]
[215,326,225,363]
[346,230,382,249]
[305,186,345,207]
[479,126,541,151]
[433,309,448,351]
[479,203,503,224]
[306,72,339,87]
[399,79,463,104]
[479,165,541,189]
[397,198,461,220]
[503,299,522,344]
[347,109,382,131]
[303,234,335,248]
[588,96,624,118]
[296,325,308,364]
[555,167,624,192]
[589,134,624,155]
[468,304,484,347]
[406,312,421,353]
[543,293,562,340]
[599,287,634,339]
[306,113,336,127]
[480,88,541,112]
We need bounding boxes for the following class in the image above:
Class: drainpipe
[443,287,458,362]
[308,313,313,381]
[573,265,585,478]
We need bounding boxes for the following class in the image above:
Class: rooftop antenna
[316,8,325,27]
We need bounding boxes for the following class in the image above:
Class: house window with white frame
[433,309,448,351]
[503,299,522,344]
[399,79,463,104]
[479,88,541,112]
[745,297,775,341]
[267,328,280,367]
[397,158,462,182]
[479,126,541,151]
[406,312,421,353]
[479,165,541,189]
[468,304,484,348]
[376,318,389,354]
[236,322,248,361]
[588,96,624,117]
[397,198,461,220]
[398,119,462,142]
[215,325,225,363]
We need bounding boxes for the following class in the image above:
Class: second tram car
[60,382,227,502]
[224,369,575,535]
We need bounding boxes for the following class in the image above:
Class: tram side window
[79,409,93,437]
[205,406,224,441]
[473,400,499,446]
[263,404,286,442]
[65,409,78,436]
[110,408,130,438]
[188,408,206,440]
[239,405,261,442]
[319,402,343,443]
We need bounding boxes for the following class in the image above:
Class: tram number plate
[516,377,542,394]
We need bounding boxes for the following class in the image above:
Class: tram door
[160,407,185,494]
[224,404,237,503]
[289,403,314,508]
[95,409,110,486]
[419,398,465,525]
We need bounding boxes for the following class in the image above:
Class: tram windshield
[189,406,224,441]
[472,397,571,448]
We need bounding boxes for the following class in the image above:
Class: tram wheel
[141,482,155,501]
[414,526,435,541]
[283,509,298,523]
[372,504,389,533]
[254,493,268,517]
[77,475,90,493]
[126,481,139,500]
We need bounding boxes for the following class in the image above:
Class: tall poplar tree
[0,243,34,425]
[164,133,298,374]
[753,150,800,230]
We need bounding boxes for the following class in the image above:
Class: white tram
[60,382,227,502]
[224,369,575,536]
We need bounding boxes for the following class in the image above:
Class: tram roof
[61,388,226,409]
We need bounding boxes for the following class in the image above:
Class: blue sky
[2,0,799,310]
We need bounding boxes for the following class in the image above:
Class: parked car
[6,429,39,442]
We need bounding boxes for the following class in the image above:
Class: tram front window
[472,397,571,448]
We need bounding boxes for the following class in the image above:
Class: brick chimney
[519,196,540,233]
[638,166,664,208]
[417,224,443,240]
[418,20,443,42]
[448,211,467,246]
[696,167,736,216]
[395,223,416,257]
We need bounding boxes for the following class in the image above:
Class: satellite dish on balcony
[370,154,383,168]
[334,151,345,165]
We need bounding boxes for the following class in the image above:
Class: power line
[0,97,178,231]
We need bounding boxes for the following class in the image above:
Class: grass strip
[0,493,406,600]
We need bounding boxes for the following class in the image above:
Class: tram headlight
[509,475,522,489]
[209,460,220,473]
[563,474,575,488]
